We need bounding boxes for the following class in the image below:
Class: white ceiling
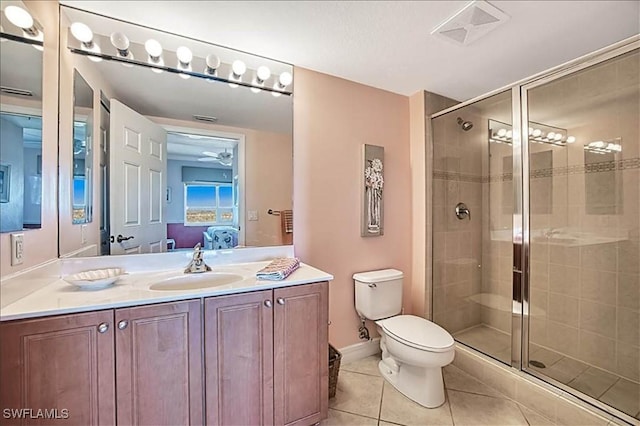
[62,1,640,101]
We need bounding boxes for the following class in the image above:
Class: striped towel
[256,258,300,281]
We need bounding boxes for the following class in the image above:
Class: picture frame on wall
[361,144,384,237]
[0,164,10,203]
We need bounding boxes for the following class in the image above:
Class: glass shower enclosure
[431,38,639,423]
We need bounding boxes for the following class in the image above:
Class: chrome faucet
[184,243,212,273]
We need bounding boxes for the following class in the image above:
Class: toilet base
[378,360,446,408]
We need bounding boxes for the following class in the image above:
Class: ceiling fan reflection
[197,149,233,166]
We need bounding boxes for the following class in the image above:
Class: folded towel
[256,257,300,281]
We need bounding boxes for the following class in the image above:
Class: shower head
[457,117,473,131]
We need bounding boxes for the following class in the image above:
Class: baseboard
[338,338,381,364]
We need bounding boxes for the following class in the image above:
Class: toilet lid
[377,315,454,352]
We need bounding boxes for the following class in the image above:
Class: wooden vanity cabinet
[0,310,116,426]
[205,282,328,426]
[1,281,328,426]
[115,300,203,426]
[0,300,202,426]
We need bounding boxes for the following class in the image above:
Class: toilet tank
[354,269,403,320]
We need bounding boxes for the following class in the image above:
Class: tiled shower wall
[432,110,484,334]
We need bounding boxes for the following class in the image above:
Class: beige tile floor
[323,354,555,425]
[455,325,640,420]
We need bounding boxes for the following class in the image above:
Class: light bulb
[110,32,129,50]
[532,129,542,137]
[554,133,563,141]
[145,39,163,58]
[232,60,246,77]
[5,5,34,30]
[70,22,93,44]
[547,132,556,139]
[528,127,533,135]
[566,136,576,143]
[506,130,513,138]
[497,128,507,137]
[278,71,293,87]
[176,46,192,65]
[205,54,220,75]
[256,66,271,82]
[592,141,606,148]
[250,87,261,93]
[271,90,282,98]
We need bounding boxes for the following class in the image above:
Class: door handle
[113,234,134,243]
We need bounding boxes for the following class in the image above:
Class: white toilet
[354,269,455,408]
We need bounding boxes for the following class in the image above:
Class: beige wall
[293,67,412,348]
[0,1,58,277]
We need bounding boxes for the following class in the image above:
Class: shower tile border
[433,157,640,183]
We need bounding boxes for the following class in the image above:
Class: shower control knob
[264,300,272,308]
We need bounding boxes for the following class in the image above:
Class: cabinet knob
[118,320,129,330]
[264,300,272,308]
[277,298,285,305]
[97,322,109,333]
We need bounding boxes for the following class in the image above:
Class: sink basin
[149,272,244,291]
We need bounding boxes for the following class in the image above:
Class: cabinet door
[274,282,329,426]
[204,290,274,426]
[0,311,115,425]
[115,300,202,425]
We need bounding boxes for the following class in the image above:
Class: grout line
[597,377,620,400]
[515,401,533,426]
[445,388,456,426]
[377,381,385,424]
[329,407,379,421]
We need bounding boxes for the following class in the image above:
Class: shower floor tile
[450,324,640,421]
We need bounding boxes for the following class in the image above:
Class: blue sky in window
[73,178,85,205]
[219,186,233,207]
[186,185,216,208]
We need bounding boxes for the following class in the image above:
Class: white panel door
[110,100,167,255]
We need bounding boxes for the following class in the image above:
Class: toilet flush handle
[368,283,377,288]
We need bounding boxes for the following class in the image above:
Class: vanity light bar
[0,86,33,97]
[489,120,575,147]
[66,22,293,95]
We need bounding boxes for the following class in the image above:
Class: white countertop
[1,261,333,321]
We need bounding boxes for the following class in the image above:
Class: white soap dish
[63,268,126,290]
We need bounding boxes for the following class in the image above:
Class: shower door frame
[430,35,640,424]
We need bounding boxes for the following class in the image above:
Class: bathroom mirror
[58,6,293,256]
[0,3,44,233]
[584,138,623,215]
[72,70,93,224]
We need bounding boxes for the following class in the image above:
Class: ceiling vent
[1,86,34,97]
[431,0,510,46]
[193,114,218,123]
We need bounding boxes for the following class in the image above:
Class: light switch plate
[10,233,24,266]
[81,224,88,244]
[248,210,259,221]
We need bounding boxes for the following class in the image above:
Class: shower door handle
[455,203,471,220]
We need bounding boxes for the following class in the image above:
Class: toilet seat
[377,315,454,353]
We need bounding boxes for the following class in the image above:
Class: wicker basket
[328,344,342,399]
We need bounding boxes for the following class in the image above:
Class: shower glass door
[431,40,639,423]
[432,90,515,365]
[523,48,639,421]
